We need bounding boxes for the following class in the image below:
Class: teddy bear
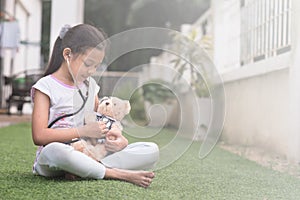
[71,96,131,161]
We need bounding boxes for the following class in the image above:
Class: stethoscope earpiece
[65,52,71,63]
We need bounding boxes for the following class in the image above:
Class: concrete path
[0,114,31,128]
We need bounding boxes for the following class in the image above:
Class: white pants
[34,142,159,179]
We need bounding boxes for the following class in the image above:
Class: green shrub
[142,79,176,104]
[113,82,147,124]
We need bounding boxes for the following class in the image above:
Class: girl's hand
[105,126,128,152]
[77,121,108,138]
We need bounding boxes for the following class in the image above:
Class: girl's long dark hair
[44,24,108,77]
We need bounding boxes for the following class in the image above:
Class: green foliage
[84,0,210,72]
[85,0,209,35]
[126,0,210,30]
[128,89,147,122]
[113,82,147,123]
[171,30,213,97]
[1,123,300,199]
[142,80,176,104]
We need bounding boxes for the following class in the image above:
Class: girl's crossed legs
[34,142,159,187]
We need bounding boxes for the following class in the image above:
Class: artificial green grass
[1,123,300,199]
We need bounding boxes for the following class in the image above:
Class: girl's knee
[44,142,72,152]
[42,142,74,162]
[145,142,159,154]
[140,142,160,164]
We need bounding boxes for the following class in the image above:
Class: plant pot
[144,101,176,127]
[193,97,211,141]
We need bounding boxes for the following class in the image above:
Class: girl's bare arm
[32,89,107,146]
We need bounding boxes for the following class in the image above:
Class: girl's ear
[63,48,72,61]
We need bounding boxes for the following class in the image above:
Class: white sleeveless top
[31,75,100,128]
[31,75,100,173]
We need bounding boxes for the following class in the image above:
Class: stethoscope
[47,80,89,128]
[47,57,89,128]
[46,56,115,146]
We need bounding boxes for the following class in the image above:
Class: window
[240,0,291,66]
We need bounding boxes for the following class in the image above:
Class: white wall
[1,0,85,113]
[212,0,300,162]
[288,0,300,162]
[23,0,42,70]
[222,68,290,157]
[1,0,42,110]
[212,0,240,72]
[50,0,84,51]
[3,0,85,74]
[2,0,42,76]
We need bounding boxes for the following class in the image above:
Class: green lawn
[1,123,300,200]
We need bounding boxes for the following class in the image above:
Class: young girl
[31,24,159,188]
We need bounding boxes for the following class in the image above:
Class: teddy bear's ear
[124,100,131,115]
[99,96,109,104]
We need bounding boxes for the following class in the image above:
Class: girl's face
[71,48,105,83]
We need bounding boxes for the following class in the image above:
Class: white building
[147,0,300,163]
[1,0,42,76]
[212,0,300,163]
[0,0,84,112]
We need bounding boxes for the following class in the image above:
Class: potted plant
[142,79,177,127]
[170,26,213,98]
[170,26,213,140]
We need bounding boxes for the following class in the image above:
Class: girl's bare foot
[104,168,155,188]
[65,173,80,181]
